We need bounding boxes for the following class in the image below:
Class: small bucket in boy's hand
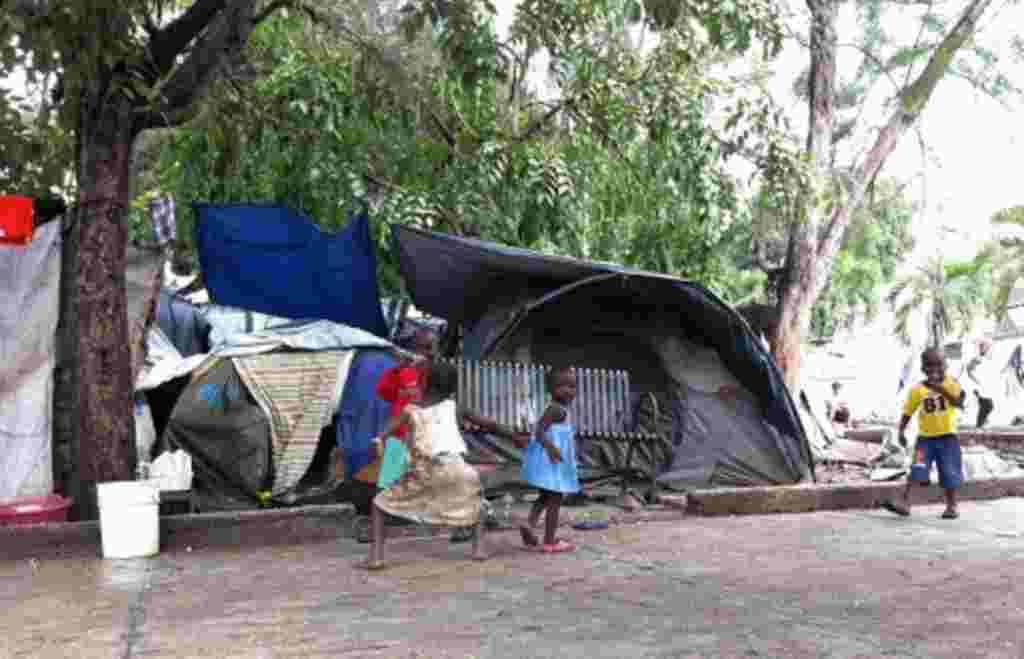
[377,437,409,489]
[910,445,930,484]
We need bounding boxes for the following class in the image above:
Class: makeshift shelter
[142,320,395,508]
[0,220,60,498]
[393,226,813,488]
[0,197,73,499]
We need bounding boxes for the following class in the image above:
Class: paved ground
[5,499,1024,659]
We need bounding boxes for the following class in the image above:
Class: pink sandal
[542,540,576,554]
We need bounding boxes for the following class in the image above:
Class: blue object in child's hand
[377,437,409,488]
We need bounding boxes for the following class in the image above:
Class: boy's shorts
[909,434,963,490]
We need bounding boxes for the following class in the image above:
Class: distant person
[966,337,996,428]
[883,348,966,520]
[519,365,581,553]
[825,381,851,435]
[364,361,487,570]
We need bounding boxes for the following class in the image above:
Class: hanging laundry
[1007,344,1024,387]
[149,194,176,246]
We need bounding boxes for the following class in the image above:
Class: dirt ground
[6,497,1024,658]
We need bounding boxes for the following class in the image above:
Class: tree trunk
[771,0,837,392]
[771,0,993,391]
[59,96,137,520]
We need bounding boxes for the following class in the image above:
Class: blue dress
[521,404,581,494]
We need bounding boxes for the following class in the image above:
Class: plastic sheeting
[335,349,400,481]
[195,204,388,337]
[137,318,394,392]
[392,225,813,483]
[201,304,298,351]
[658,385,810,488]
[164,359,272,505]
[156,289,208,358]
[0,221,60,498]
[234,350,353,495]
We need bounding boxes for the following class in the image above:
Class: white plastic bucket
[97,481,160,559]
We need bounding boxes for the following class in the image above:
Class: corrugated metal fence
[445,359,656,440]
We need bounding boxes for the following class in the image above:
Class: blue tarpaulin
[335,349,399,480]
[195,204,388,337]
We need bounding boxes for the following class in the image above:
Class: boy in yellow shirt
[883,348,966,519]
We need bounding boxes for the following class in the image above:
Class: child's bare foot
[470,550,488,561]
[519,525,539,547]
[359,559,387,571]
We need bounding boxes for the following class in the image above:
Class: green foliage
[732,175,916,338]
[0,85,72,196]
[810,180,917,338]
[0,1,152,189]
[155,2,786,297]
[982,205,1024,319]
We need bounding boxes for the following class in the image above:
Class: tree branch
[753,239,786,274]
[514,100,569,142]
[428,109,456,148]
[817,0,996,263]
[253,0,302,25]
[8,0,49,19]
[903,0,936,91]
[711,133,769,168]
[148,0,231,77]
[566,106,643,184]
[837,42,906,97]
[145,0,260,127]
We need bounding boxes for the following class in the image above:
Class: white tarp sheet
[0,221,60,499]
[136,318,397,392]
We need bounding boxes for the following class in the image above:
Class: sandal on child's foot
[542,540,576,554]
[881,499,911,517]
[450,527,475,543]
[519,526,539,547]
[941,509,959,519]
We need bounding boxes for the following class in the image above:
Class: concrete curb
[846,428,1024,448]
[6,479,1022,559]
[1,500,688,561]
[2,504,358,561]
[686,477,1024,516]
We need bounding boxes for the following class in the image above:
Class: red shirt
[376,366,423,438]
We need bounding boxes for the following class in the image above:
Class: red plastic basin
[0,495,72,526]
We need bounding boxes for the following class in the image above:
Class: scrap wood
[819,454,872,468]
[130,257,165,383]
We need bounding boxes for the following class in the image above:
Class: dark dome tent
[393,225,814,489]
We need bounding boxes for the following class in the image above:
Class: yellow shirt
[903,376,963,438]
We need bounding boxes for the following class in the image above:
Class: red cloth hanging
[0,196,34,246]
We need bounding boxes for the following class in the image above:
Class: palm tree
[886,254,993,349]
[983,205,1024,320]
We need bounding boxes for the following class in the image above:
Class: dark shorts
[909,434,963,490]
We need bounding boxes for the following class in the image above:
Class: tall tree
[738,176,917,338]
[759,0,1011,389]
[4,0,300,518]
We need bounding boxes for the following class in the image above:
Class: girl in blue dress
[520,365,580,553]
